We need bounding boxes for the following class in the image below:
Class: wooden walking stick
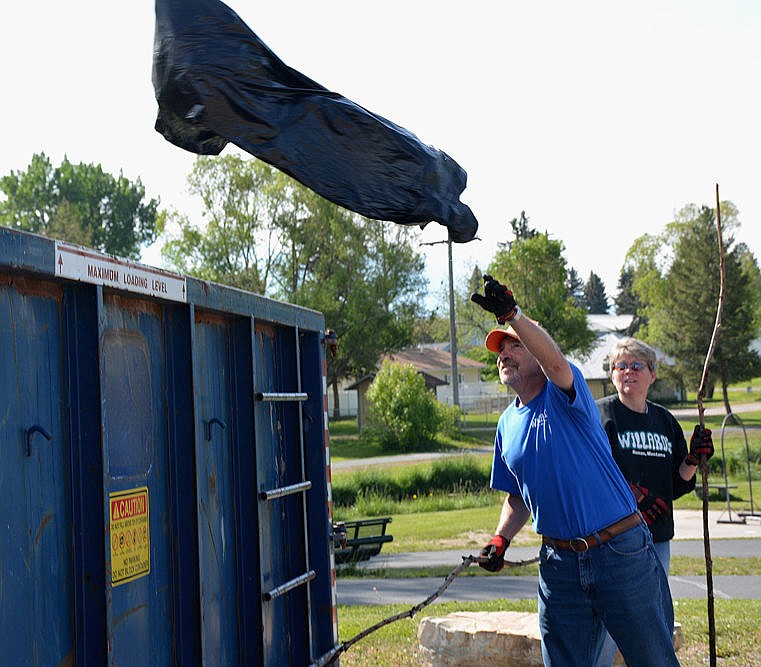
[695,183,725,667]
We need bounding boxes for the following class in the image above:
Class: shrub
[363,361,446,451]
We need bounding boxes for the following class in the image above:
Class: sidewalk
[352,510,761,572]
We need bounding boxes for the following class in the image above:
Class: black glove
[631,483,670,526]
[478,534,509,572]
[471,275,518,324]
[686,425,714,466]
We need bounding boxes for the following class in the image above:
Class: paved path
[338,510,761,605]
[337,574,761,605]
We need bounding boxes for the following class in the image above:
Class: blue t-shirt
[490,363,635,539]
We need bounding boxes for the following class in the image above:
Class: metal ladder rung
[255,391,308,402]
[263,570,316,602]
[259,480,312,501]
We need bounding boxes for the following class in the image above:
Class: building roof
[346,370,447,391]
[382,346,487,373]
[567,314,674,381]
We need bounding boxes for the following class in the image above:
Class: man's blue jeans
[538,520,679,666]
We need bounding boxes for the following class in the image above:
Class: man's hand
[631,484,670,525]
[686,425,714,466]
[471,275,518,324]
[479,535,509,572]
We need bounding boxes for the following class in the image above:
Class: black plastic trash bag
[152,0,478,243]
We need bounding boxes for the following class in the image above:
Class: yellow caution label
[110,487,150,586]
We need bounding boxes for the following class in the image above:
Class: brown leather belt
[542,512,643,552]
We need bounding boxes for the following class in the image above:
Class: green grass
[335,599,761,666]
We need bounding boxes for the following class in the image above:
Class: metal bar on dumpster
[263,570,316,602]
[255,391,308,402]
[259,480,312,501]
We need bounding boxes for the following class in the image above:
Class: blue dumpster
[0,226,340,666]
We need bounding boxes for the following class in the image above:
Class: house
[346,345,487,430]
[383,344,486,387]
[567,314,682,402]
[347,370,447,431]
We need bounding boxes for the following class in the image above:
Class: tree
[488,233,596,356]
[0,152,160,258]
[613,268,639,315]
[566,267,585,308]
[161,154,428,417]
[630,202,761,412]
[507,210,538,244]
[583,271,609,314]
[291,215,427,417]
[162,154,280,292]
[364,361,452,451]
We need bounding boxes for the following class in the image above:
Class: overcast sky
[2,1,760,310]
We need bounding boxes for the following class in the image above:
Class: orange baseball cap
[485,326,521,353]
[484,318,539,353]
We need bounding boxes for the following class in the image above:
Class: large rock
[418,611,683,667]
[418,611,543,667]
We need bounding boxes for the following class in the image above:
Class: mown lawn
[335,599,761,667]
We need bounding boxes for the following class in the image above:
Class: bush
[363,361,449,451]
[707,445,761,477]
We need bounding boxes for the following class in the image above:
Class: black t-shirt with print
[597,395,695,542]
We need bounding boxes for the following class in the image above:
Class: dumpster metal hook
[25,425,52,457]
[205,417,226,441]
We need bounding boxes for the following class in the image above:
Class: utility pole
[447,236,460,409]
[421,235,461,409]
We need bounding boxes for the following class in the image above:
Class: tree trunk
[332,378,341,421]
[721,380,733,418]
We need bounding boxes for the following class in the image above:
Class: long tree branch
[695,183,726,667]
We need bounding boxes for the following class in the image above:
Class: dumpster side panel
[192,310,241,665]
[0,273,75,664]
[100,294,174,664]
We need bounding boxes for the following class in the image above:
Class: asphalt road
[337,538,761,604]
[336,573,761,605]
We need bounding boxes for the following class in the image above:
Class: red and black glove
[470,275,518,324]
[630,483,670,526]
[479,535,509,572]
[686,425,714,466]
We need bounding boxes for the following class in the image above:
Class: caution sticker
[110,487,150,586]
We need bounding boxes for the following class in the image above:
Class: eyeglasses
[612,361,648,372]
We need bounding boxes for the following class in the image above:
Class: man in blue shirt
[472,276,679,666]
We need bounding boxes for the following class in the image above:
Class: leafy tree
[162,154,280,292]
[291,216,427,416]
[0,152,160,258]
[583,271,609,314]
[412,311,450,344]
[447,264,493,349]
[364,361,456,451]
[631,202,761,412]
[161,155,428,416]
[488,233,596,356]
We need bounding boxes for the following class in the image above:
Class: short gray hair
[609,337,657,372]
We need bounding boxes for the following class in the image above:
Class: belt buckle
[570,537,589,553]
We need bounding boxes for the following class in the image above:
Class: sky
[2,1,760,311]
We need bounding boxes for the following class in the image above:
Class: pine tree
[583,272,609,314]
[566,267,585,308]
